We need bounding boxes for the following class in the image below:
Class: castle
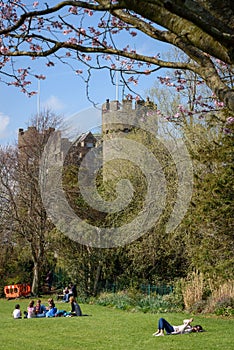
[18,98,157,167]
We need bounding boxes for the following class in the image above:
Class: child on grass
[12,304,22,319]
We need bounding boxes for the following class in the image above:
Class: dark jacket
[71,301,82,316]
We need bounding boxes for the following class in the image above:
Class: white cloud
[0,113,10,138]
[42,95,65,111]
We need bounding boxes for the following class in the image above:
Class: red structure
[4,284,31,299]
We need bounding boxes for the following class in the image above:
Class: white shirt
[171,319,193,334]
[13,309,21,319]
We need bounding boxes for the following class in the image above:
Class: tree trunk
[31,261,40,296]
[93,262,102,296]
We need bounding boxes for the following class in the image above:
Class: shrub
[189,299,208,314]
[94,291,183,313]
[214,296,234,317]
[136,295,170,313]
[205,280,234,315]
[94,291,135,310]
[181,271,204,310]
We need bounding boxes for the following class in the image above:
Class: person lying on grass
[153,317,204,336]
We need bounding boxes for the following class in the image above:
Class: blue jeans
[46,307,57,317]
[158,318,174,334]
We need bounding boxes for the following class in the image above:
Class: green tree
[183,122,234,279]
[148,61,233,281]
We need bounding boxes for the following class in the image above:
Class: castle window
[86,142,93,148]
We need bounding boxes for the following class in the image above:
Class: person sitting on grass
[27,300,36,318]
[35,299,47,318]
[62,286,70,302]
[69,296,82,316]
[12,304,22,319]
[45,298,57,318]
[153,317,204,336]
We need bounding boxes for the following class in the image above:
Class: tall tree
[0,111,62,295]
[148,61,234,280]
[0,1,233,111]
[182,121,234,280]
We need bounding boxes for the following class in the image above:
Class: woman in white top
[153,317,203,336]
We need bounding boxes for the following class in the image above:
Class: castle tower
[101,97,158,180]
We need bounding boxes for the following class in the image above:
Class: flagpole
[37,79,40,130]
[115,69,119,102]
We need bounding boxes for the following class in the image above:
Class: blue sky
[0,4,171,146]
[0,62,161,145]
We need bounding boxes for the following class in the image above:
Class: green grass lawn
[0,297,233,350]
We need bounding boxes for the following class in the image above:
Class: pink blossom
[92,37,100,46]
[176,85,185,91]
[128,76,138,85]
[67,38,77,45]
[38,17,44,25]
[35,74,46,80]
[178,105,185,112]
[226,117,234,125]
[223,128,232,134]
[98,20,106,28]
[79,28,86,36]
[0,46,9,54]
[28,91,37,97]
[21,24,27,31]
[9,81,20,87]
[63,29,72,35]
[84,55,91,61]
[84,9,93,16]
[214,100,224,108]
[123,46,129,52]
[52,21,63,30]
[125,94,133,100]
[33,2,39,8]
[69,6,78,15]
[46,61,55,67]
[22,81,31,86]
[30,44,42,51]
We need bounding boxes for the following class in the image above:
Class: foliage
[214,297,234,317]
[183,122,234,279]
[92,289,183,313]
[149,61,233,283]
